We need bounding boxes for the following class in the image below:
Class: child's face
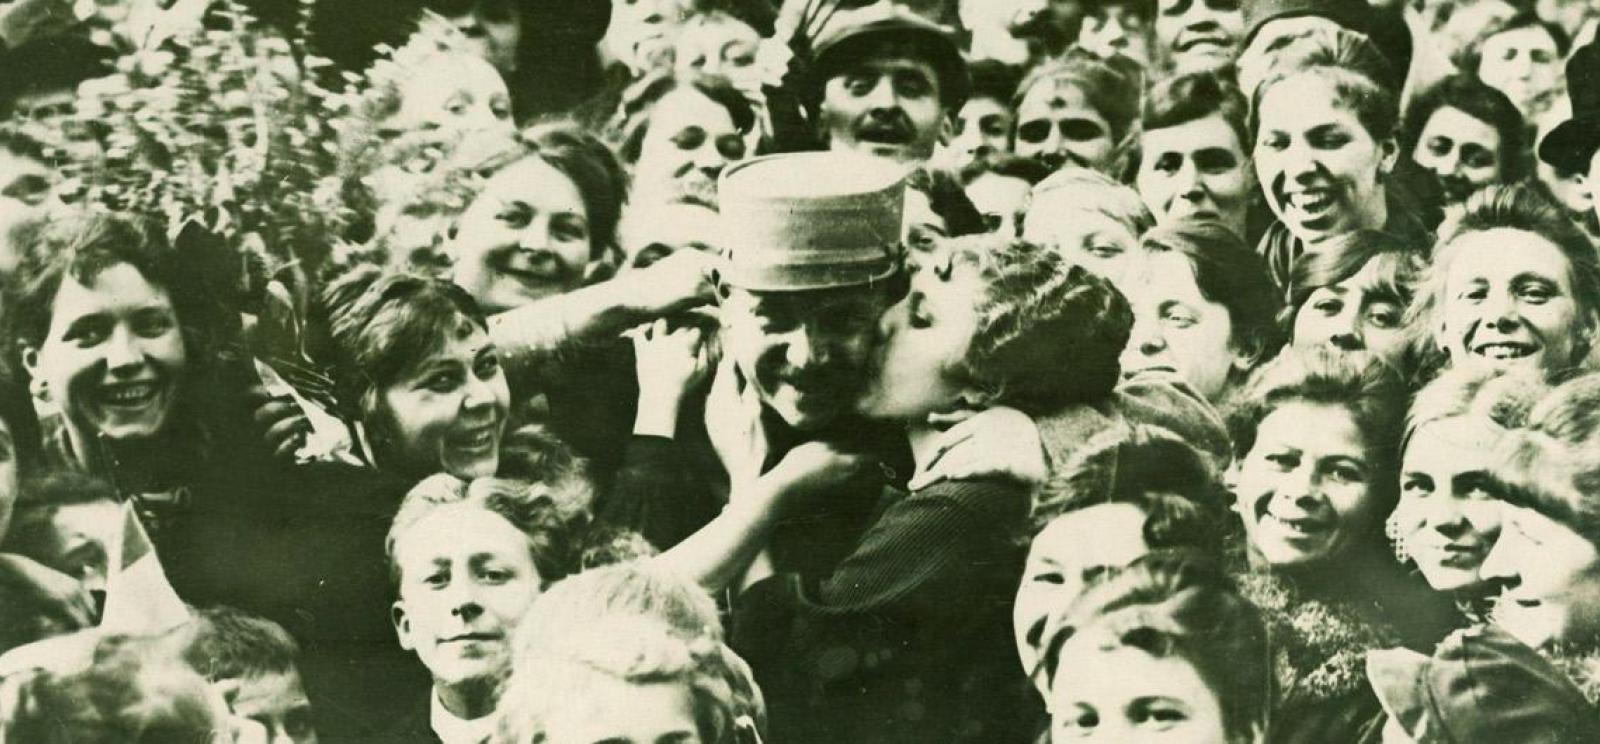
[220,670,319,744]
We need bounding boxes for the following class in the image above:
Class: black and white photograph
[0,0,1598,741]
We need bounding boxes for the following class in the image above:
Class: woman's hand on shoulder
[910,406,1048,491]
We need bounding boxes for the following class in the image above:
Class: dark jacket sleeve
[736,478,1025,668]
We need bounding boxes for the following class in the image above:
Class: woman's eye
[1427,138,1451,157]
[1401,477,1431,496]
[132,311,176,338]
[424,571,449,587]
[1163,309,1197,328]
[670,127,707,150]
[1365,305,1401,328]
[473,355,501,379]
[496,204,532,229]
[1309,132,1351,150]
[1517,283,1555,303]
[423,371,461,393]
[1260,134,1288,152]
[1087,243,1122,258]
[1328,464,1366,484]
[1032,571,1065,585]
[687,54,707,68]
[1264,452,1297,470]
[1311,298,1343,316]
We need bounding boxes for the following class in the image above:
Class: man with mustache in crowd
[810,5,971,165]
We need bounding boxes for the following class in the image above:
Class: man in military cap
[810,5,971,164]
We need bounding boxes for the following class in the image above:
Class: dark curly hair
[1031,424,1234,554]
[1143,219,1285,372]
[319,266,490,424]
[1401,74,1530,187]
[948,235,1132,415]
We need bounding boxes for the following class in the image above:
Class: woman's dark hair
[1143,219,1285,370]
[4,214,196,365]
[1032,424,1234,555]
[1401,74,1530,185]
[1041,552,1273,742]
[473,121,629,262]
[949,236,1133,415]
[1454,11,1570,76]
[320,266,490,423]
[1285,229,1425,334]
[1144,70,1250,155]
[607,70,757,164]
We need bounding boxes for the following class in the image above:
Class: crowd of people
[0,0,1597,741]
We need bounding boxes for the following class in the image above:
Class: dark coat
[732,478,1034,744]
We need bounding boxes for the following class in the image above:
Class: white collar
[429,689,496,744]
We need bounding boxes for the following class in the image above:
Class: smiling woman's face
[1231,401,1381,569]
[449,156,593,313]
[1049,631,1229,744]
[24,262,188,447]
[1437,228,1587,378]
[1253,76,1391,245]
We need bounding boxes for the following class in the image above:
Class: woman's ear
[19,346,39,381]
[1231,337,1269,376]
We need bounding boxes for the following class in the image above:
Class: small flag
[98,502,189,635]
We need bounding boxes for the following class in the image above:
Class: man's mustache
[853,112,916,144]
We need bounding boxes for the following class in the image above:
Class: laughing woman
[1,213,236,537]
[1407,184,1600,382]
[1250,31,1431,295]
[322,268,511,482]
[1223,350,1456,743]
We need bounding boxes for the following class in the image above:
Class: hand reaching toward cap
[631,319,712,439]
[625,249,716,318]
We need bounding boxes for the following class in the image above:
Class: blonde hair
[1027,166,1154,238]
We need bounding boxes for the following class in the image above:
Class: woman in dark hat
[1538,39,1600,228]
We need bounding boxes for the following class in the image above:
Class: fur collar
[1237,569,1402,703]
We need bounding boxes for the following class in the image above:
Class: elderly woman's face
[1119,250,1240,402]
[1481,502,1600,649]
[393,54,515,141]
[633,87,746,209]
[1394,418,1503,593]
[24,262,188,446]
[1136,112,1253,238]
[1293,258,1408,364]
[1230,402,1382,569]
[450,156,593,313]
[1049,630,1229,744]
[1437,228,1587,378]
[377,318,509,479]
[1477,26,1563,115]
[1254,76,1392,245]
